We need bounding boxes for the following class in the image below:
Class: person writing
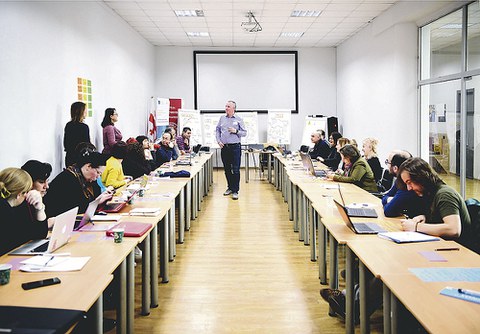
[101,108,123,155]
[0,168,48,256]
[398,157,471,241]
[64,101,90,167]
[44,149,113,217]
[215,100,247,200]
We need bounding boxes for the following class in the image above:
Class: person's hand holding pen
[400,214,426,232]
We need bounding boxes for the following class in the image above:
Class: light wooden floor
[120,169,383,333]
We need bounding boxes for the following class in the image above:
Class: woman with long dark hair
[64,102,90,167]
[101,108,123,155]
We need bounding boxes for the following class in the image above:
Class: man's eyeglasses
[385,159,391,165]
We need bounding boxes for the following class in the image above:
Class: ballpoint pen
[435,247,460,251]
[43,256,55,267]
[458,288,480,299]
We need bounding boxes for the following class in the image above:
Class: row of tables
[272,153,480,334]
[0,152,214,333]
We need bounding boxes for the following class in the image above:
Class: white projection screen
[194,51,298,113]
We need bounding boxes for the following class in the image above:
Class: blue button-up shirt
[215,114,247,144]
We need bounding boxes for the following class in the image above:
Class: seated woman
[123,141,152,179]
[398,157,471,242]
[155,132,174,166]
[327,144,378,192]
[44,149,112,217]
[334,137,351,172]
[164,127,180,160]
[362,137,382,183]
[102,141,129,189]
[0,168,48,256]
[319,131,342,170]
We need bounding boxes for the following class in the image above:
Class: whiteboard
[238,112,259,145]
[178,109,202,146]
[301,116,327,146]
[267,110,291,144]
[201,114,221,149]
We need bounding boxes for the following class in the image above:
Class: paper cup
[113,228,125,243]
[0,263,13,285]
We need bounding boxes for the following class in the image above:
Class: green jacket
[333,157,378,192]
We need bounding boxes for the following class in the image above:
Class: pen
[435,247,460,251]
[43,256,55,267]
[458,288,480,299]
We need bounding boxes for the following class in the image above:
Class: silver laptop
[9,206,79,255]
[74,198,101,231]
[338,186,378,218]
[300,152,327,177]
[334,200,385,234]
[175,152,192,166]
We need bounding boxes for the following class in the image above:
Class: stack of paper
[19,256,90,272]
[129,207,162,217]
[378,231,440,243]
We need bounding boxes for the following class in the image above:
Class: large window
[420,1,480,199]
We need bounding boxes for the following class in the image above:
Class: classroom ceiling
[102,0,473,48]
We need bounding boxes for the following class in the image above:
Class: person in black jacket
[309,129,331,161]
[0,168,48,256]
[44,150,112,217]
[319,131,342,170]
[123,141,152,179]
[362,137,383,182]
[64,102,90,167]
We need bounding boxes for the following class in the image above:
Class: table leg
[328,234,338,289]
[383,283,391,334]
[267,154,272,183]
[245,151,249,183]
[391,293,398,334]
[151,225,158,307]
[159,216,169,283]
[293,185,299,232]
[178,187,185,244]
[186,181,191,230]
[318,218,327,284]
[346,246,355,334]
[127,251,134,334]
[91,294,102,334]
[359,261,369,334]
[117,259,126,334]
[169,203,176,259]
[310,206,316,261]
[141,235,151,315]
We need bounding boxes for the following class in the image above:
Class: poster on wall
[178,109,202,147]
[77,77,92,117]
[301,116,327,146]
[169,98,182,128]
[202,114,221,149]
[238,112,259,145]
[267,109,291,144]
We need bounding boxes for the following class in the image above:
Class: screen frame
[193,50,298,114]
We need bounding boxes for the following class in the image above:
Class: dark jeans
[221,143,241,193]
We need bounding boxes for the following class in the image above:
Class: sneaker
[223,189,233,196]
[320,288,343,303]
[232,192,239,200]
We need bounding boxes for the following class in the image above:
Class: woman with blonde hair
[0,168,48,255]
[362,137,382,182]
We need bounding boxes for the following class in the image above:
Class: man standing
[216,101,247,200]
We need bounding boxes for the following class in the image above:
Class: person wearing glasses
[216,100,247,200]
[44,149,113,217]
[0,167,48,256]
[101,108,123,155]
[309,129,330,161]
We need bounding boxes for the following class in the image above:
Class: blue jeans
[221,143,241,193]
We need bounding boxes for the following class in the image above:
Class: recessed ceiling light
[186,32,209,37]
[291,10,321,17]
[175,10,204,17]
[280,32,304,38]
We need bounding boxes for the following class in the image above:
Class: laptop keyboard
[347,208,376,217]
[32,241,49,253]
[354,223,375,233]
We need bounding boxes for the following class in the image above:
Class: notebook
[106,221,152,237]
[334,200,385,234]
[9,206,79,255]
[128,207,162,217]
[338,186,378,218]
[300,152,327,177]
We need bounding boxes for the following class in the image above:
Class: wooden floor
[122,169,383,333]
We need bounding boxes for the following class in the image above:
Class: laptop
[9,206,79,255]
[75,198,120,231]
[300,152,327,177]
[98,188,139,213]
[175,153,192,166]
[338,186,378,218]
[334,200,385,234]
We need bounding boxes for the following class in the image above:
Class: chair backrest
[376,169,394,193]
[299,145,309,153]
[464,198,480,254]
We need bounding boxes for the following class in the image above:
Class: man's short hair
[182,127,191,133]
[391,154,409,168]
[227,100,236,110]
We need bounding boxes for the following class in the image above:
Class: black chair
[376,169,394,193]
[464,198,480,254]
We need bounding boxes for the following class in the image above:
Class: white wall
[0,2,156,176]
[337,20,419,163]
[155,47,336,151]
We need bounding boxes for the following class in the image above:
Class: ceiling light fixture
[186,32,209,37]
[280,32,304,38]
[175,10,204,17]
[241,11,262,33]
[291,10,321,17]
